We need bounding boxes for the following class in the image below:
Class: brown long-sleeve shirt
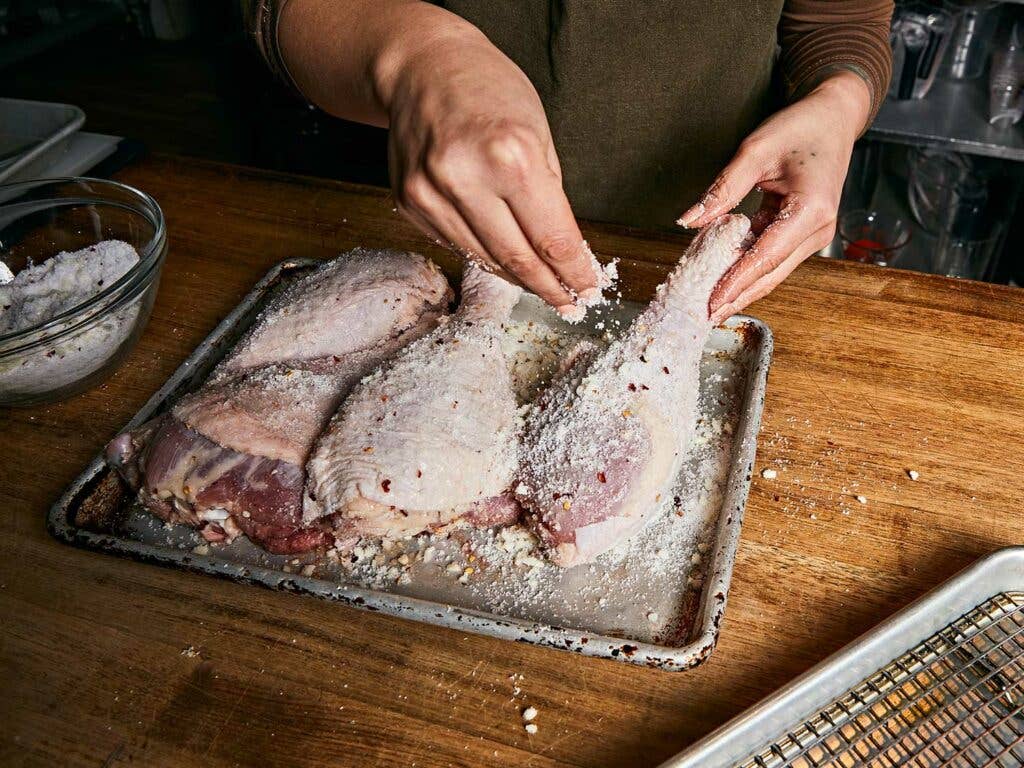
[243,0,892,230]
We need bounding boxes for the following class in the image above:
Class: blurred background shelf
[868,79,1024,161]
[0,2,123,70]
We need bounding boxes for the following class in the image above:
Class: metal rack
[869,79,1024,163]
[738,592,1024,768]
[662,549,1024,768]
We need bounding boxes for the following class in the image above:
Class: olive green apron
[441,0,783,235]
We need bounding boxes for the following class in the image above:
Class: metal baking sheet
[661,546,1024,765]
[0,98,85,183]
[49,258,773,670]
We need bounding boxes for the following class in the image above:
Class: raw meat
[304,263,523,540]
[515,214,751,566]
[106,250,452,553]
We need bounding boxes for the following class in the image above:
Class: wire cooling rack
[739,592,1023,768]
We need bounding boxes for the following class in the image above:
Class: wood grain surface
[2,156,1022,768]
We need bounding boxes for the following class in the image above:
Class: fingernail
[676,203,705,228]
[556,303,586,324]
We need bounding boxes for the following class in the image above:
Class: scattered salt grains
[126,289,748,655]
[522,706,538,722]
[855,495,867,505]
[760,468,777,480]
[907,469,920,481]
[525,723,539,735]
[180,646,201,659]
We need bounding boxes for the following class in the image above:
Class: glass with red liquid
[839,210,912,267]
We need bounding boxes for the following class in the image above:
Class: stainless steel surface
[870,80,1024,161]
[942,1,1003,81]
[890,5,954,101]
[47,258,774,670]
[1,132,120,183]
[0,98,85,183]
[660,547,1024,767]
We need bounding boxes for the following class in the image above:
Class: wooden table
[2,156,1023,768]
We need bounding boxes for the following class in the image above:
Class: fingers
[397,173,577,309]
[503,170,599,300]
[678,140,770,229]
[749,192,783,236]
[710,219,833,323]
[710,193,822,309]
[425,129,597,303]
[452,192,577,309]
[394,124,599,313]
[395,175,515,281]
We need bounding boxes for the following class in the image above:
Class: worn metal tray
[49,258,773,670]
[0,98,85,183]
[662,546,1024,766]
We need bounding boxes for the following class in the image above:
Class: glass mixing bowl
[0,178,167,406]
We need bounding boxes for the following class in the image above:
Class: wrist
[370,7,487,115]
[807,69,873,141]
[277,0,484,126]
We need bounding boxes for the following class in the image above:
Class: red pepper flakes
[381,479,391,492]
[380,394,388,402]
[597,471,607,483]
[663,366,670,374]
[627,383,637,392]
[416,469,422,478]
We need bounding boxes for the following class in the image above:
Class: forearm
[277,0,486,127]
[803,70,872,145]
[779,0,894,132]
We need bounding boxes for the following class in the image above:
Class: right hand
[382,28,602,313]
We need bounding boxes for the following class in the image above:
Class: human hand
[677,71,871,323]
[382,26,605,316]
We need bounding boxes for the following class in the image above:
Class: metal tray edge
[47,258,774,671]
[658,545,1024,766]
[0,98,86,184]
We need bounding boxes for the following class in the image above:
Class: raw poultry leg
[304,263,523,540]
[106,250,452,553]
[516,215,751,566]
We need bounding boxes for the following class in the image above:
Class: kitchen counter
[2,155,1022,768]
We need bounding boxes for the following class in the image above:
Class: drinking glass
[839,210,912,267]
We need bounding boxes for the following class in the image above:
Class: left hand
[678,71,872,323]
